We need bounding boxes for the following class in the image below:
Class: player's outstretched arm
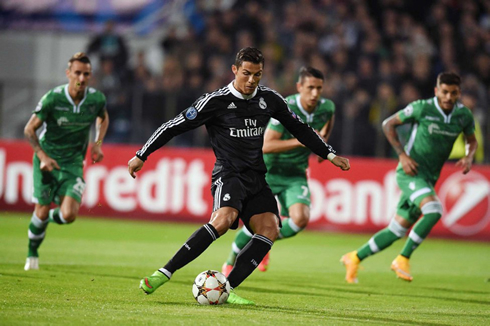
[128,156,144,179]
[24,114,60,172]
[456,133,478,174]
[330,155,350,171]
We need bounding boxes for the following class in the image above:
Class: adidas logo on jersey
[227,102,237,109]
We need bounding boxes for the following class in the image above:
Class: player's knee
[260,226,279,241]
[210,214,235,236]
[254,222,279,241]
[60,209,77,224]
[388,218,408,238]
[34,210,49,221]
[290,213,309,229]
[421,201,443,221]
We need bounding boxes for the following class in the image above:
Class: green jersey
[264,94,335,175]
[397,97,475,183]
[34,84,106,165]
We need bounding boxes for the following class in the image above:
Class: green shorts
[32,155,85,205]
[395,171,437,224]
[266,173,310,217]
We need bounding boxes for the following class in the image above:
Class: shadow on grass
[259,281,490,306]
[156,301,445,326]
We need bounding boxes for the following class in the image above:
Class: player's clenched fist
[128,156,144,179]
[332,156,350,171]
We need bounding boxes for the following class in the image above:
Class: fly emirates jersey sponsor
[136,82,335,174]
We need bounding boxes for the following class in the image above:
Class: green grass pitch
[1,212,489,325]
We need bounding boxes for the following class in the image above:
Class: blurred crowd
[87,0,489,162]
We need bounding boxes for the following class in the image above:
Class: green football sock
[27,213,49,257]
[357,219,408,260]
[226,227,253,265]
[278,218,303,239]
[401,211,441,258]
[48,208,67,224]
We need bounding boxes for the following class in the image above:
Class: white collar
[296,94,318,123]
[433,96,453,123]
[227,81,257,100]
[64,84,88,113]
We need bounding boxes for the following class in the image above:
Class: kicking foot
[24,257,39,271]
[221,262,233,278]
[140,270,169,294]
[227,290,255,305]
[257,252,270,272]
[391,255,413,282]
[340,251,360,283]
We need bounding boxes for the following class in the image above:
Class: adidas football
[192,270,230,305]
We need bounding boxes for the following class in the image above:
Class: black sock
[227,234,273,288]
[164,224,219,273]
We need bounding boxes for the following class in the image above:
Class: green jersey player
[222,67,336,276]
[23,52,109,271]
[341,72,478,283]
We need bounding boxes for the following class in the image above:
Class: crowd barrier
[1,139,489,241]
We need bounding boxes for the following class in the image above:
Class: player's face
[435,83,460,111]
[297,76,323,111]
[66,61,92,92]
[232,61,263,95]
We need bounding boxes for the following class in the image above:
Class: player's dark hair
[235,47,264,68]
[68,52,91,68]
[437,72,461,87]
[298,66,324,83]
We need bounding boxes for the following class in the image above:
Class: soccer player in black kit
[128,47,350,304]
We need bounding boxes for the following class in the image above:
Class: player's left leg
[49,175,85,225]
[401,196,442,257]
[226,183,280,295]
[279,203,309,239]
[222,226,254,276]
[49,196,80,225]
[393,196,442,281]
[227,212,278,290]
[276,178,310,240]
[257,179,310,272]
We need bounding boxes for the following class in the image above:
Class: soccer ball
[192,270,230,305]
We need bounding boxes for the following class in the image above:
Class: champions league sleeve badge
[403,104,413,116]
[185,107,198,120]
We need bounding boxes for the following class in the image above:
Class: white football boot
[24,257,39,271]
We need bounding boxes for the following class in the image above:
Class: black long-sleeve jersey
[136,82,336,174]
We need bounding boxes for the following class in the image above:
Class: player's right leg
[341,215,410,283]
[25,204,50,270]
[222,227,254,277]
[27,158,56,270]
[140,207,237,295]
[227,290,255,305]
[393,196,442,282]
